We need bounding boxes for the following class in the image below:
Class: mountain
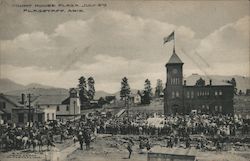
[5,88,69,96]
[25,83,54,89]
[185,74,250,93]
[0,78,68,96]
[0,78,25,93]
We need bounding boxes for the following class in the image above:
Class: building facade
[164,50,234,115]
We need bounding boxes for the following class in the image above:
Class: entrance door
[18,113,24,123]
[38,113,43,122]
[172,104,179,115]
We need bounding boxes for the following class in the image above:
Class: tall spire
[167,51,183,65]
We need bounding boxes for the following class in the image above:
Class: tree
[142,79,152,104]
[155,79,163,97]
[87,77,95,100]
[120,77,131,100]
[78,76,88,104]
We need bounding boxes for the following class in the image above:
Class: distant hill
[0,78,68,96]
[185,74,250,93]
[0,78,25,93]
[1,75,249,97]
[5,88,69,96]
[25,83,54,89]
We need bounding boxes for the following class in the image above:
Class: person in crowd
[127,139,134,159]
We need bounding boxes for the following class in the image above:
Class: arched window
[176,91,179,97]
[187,91,190,98]
[219,106,222,112]
[172,91,175,98]
[191,91,194,98]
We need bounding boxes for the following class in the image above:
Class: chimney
[209,79,212,86]
[21,93,25,104]
[184,80,186,86]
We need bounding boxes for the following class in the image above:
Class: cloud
[0,10,249,92]
[194,16,249,76]
[1,10,197,69]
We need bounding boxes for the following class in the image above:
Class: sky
[0,0,249,93]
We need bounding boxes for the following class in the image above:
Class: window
[47,113,49,120]
[219,106,222,112]
[18,113,24,123]
[191,91,194,98]
[206,105,209,110]
[176,91,179,97]
[57,106,60,111]
[0,102,6,109]
[215,105,218,111]
[215,91,218,96]
[172,91,175,98]
[219,90,223,96]
[7,113,11,120]
[47,105,50,108]
[66,106,69,111]
[187,91,190,99]
[52,113,55,120]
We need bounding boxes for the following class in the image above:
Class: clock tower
[164,49,184,115]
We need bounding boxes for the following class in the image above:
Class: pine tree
[155,79,163,97]
[87,77,95,100]
[142,79,152,104]
[78,76,88,104]
[120,77,131,100]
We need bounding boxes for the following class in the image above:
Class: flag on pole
[163,31,174,44]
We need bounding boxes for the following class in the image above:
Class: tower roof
[166,50,183,65]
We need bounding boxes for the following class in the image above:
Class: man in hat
[78,131,84,150]
[127,139,134,159]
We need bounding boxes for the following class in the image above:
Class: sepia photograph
[0,0,249,161]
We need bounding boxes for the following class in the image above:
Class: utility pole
[74,101,76,126]
[127,95,129,121]
[28,93,31,128]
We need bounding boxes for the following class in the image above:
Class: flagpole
[173,31,175,53]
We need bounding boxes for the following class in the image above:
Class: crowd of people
[0,121,73,151]
[0,111,249,153]
[95,113,249,137]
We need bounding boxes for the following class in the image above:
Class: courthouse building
[164,50,234,115]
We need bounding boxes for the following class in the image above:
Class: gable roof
[167,51,183,64]
[61,97,70,105]
[0,94,24,107]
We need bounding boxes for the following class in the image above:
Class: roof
[185,76,232,86]
[61,97,70,105]
[0,94,24,107]
[34,95,68,105]
[166,51,183,64]
[0,109,5,114]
